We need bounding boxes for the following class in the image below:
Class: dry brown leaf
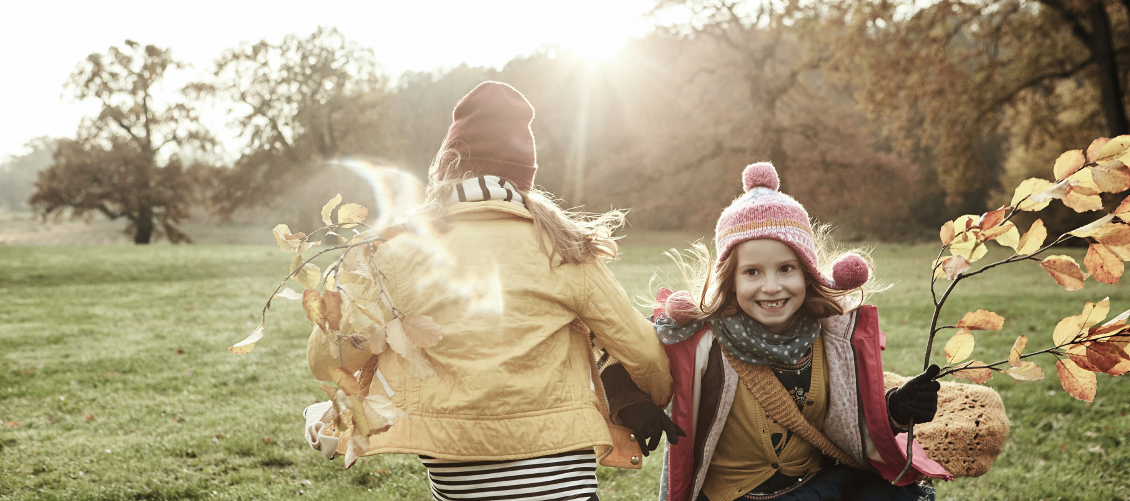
[1054,149,1086,180]
[940,221,955,245]
[1090,161,1130,193]
[1087,342,1128,375]
[402,316,443,348]
[358,394,410,435]
[1085,243,1123,285]
[323,290,344,331]
[979,207,1007,229]
[931,256,952,279]
[957,310,1006,331]
[1009,335,1028,367]
[1056,359,1097,402]
[385,318,435,379]
[229,324,264,355]
[338,203,369,227]
[978,221,1015,241]
[1016,219,1047,256]
[327,366,363,396]
[303,290,327,327]
[1004,361,1044,381]
[1041,256,1086,291]
[952,362,993,384]
[943,255,971,280]
[1092,134,1130,163]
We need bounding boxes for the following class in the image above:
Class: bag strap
[721,348,864,469]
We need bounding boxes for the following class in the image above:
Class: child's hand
[887,364,941,427]
[617,401,686,456]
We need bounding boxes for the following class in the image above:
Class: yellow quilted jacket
[306,201,673,462]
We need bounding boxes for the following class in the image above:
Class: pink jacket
[658,305,952,501]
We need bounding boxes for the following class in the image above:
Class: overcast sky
[0,0,661,161]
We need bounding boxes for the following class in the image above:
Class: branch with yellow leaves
[893,135,1130,483]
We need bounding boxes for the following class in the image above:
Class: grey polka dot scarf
[711,312,820,365]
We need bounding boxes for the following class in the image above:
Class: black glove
[887,364,941,426]
[617,401,686,457]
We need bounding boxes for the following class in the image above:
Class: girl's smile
[732,238,807,333]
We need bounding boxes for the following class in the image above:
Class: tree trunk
[1089,2,1130,136]
[135,206,154,244]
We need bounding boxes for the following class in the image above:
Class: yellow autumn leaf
[229,324,264,355]
[1005,361,1044,381]
[357,393,409,435]
[272,224,307,253]
[1085,243,1123,285]
[1009,335,1028,367]
[1056,359,1097,402]
[1090,161,1130,193]
[290,253,305,274]
[1053,298,1111,346]
[1086,137,1111,161]
[1063,170,1104,212]
[275,287,303,301]
[338,203,369,228]
[321,194,342,226]
[1053,149,1085,181]
[980,222,1018,249]
[402,315,443,348]
[385,318,435,379]
[1092,134,1130,163]
[950,233,988,262]
[944,328,975,365]
[1040,255,1085,291]
[939,220,955,245]
[365,322,388,355]
[1069,214,1116,238]
[952,362,993,384]
[957,310,1005,331]
[295,263,321,290]
[1015,219,1047,256]
[327,366,363,396]
[1115,196,1130,220]
[931,256,952,279]
[1093,223,1130,260]
[1011,178,1057,211]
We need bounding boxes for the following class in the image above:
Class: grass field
[1,237,1128,500]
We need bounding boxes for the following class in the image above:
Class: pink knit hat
[714,162,869,291]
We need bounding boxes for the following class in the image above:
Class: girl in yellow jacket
[306,81,674,500]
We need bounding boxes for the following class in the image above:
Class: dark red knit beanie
[437,81,537,190]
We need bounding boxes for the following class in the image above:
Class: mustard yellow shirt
[702,337,829,501]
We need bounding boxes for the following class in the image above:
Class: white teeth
[758,299,786,308]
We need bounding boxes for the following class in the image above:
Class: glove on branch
[888,364,941,427]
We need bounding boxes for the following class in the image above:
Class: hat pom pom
[742,162,779,192]
[831,254,869,291]
[665,290,699,326]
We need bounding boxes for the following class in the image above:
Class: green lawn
[1,239,1127,500]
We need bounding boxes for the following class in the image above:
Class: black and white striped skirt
[419,449,599,501]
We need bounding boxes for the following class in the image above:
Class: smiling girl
[599,162,952,501]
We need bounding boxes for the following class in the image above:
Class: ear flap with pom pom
[831,254,870,291]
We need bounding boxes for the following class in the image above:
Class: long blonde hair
[417,148,625,264]
[658,225,878,322]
